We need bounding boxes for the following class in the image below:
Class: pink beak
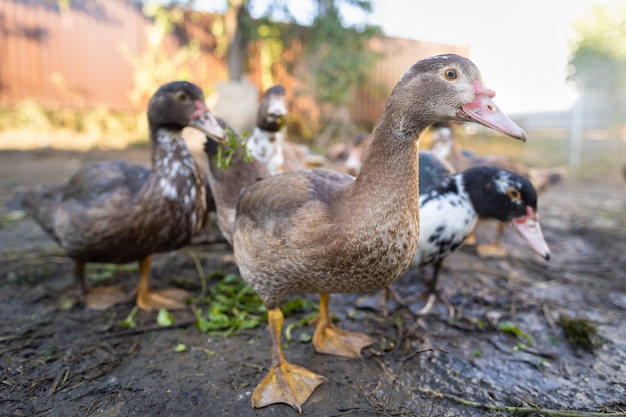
[190,101,226,143]
[511,207,551,260]
[459,81,527,142]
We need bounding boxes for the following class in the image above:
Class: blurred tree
[568,4,626,131]
[218,0,381,93]
[224,0,248,81]
[120,3,200,108]
[238,0,381,144]
[202,0,381,142]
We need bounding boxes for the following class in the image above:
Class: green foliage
[119,306,139,328]
[195,272,266,336]
[0,211,25,229]
[558,315,604,352]
[6,267,52,286]
[157,308,175,326]
[11,100,51,130]
[497,321,533,345]
[120,4,201,107]
[194,271,314,337]
[304,2,381,105]
[568,4,626,89]
[213,128,252,169]
[568,4,626,131]
[86,263,138,283]
[0,103,143,144]
[232,0,381,105]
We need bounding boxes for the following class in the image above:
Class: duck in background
[230,54,527,412]
[430,121,566,192]
[22,81,226,311]
[430,121,565,257]
[365,151,551,317]
[344,132,371,176]
[245,84,290,175]
[203,118,271,245]
[245,84,309,175]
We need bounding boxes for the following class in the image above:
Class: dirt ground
[0,146,625,417]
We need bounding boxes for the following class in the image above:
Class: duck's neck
[149,129,204,213]
[352,115,429,205]
[345,118,427,243]
[151,129,194,173]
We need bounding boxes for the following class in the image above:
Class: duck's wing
[235,169,354,249]
[21,183,65,242]
[62,160,150,206]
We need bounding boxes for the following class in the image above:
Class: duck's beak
[459,81,527,142]
[267,94,288,118]
[510,207,551,260]
[264,94,288,129]
[190,101,226,144]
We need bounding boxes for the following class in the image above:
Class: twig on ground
[98,319,196,340]
[189,250,207,299]
[417,387,626,416]
[384,348,449,411]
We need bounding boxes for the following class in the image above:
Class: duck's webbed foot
[312,294,375,358]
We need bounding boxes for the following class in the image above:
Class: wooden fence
[0,0,468,126]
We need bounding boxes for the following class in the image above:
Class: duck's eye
[443,68,458,80]
[507,188,521,200]
[175,91,188,102]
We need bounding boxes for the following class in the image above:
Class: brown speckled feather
[232,54,527,311]
[22,81,217,267]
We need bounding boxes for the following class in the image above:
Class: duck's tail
[19,184,64,240]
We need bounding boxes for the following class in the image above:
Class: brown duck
[22,81,225,311]
[231,54,527,412]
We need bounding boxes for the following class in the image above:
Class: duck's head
[389,54,527,142]
[465,166,550,260]
[148,81,226,144]
[257,84,287,132]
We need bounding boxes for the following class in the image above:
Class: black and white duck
[245,84,289,175]
[376,151,551,316]
[245,84,310,175]
[429,121,565,258]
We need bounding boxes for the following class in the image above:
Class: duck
[202,119,272,245]
[21,81,226,311]
[429,121,566,257]
[244,84,289,175]
[375,151,551,316]
[230,54,527,412]
[343,132,371,175]
[430,121,566,192]
[245,84,309,175]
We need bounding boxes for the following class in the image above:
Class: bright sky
[197,0,623,114]
[356,0,626,114]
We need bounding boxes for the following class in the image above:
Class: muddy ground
[0,146,625,417]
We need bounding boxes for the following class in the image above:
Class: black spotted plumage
[396,151,549,316]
